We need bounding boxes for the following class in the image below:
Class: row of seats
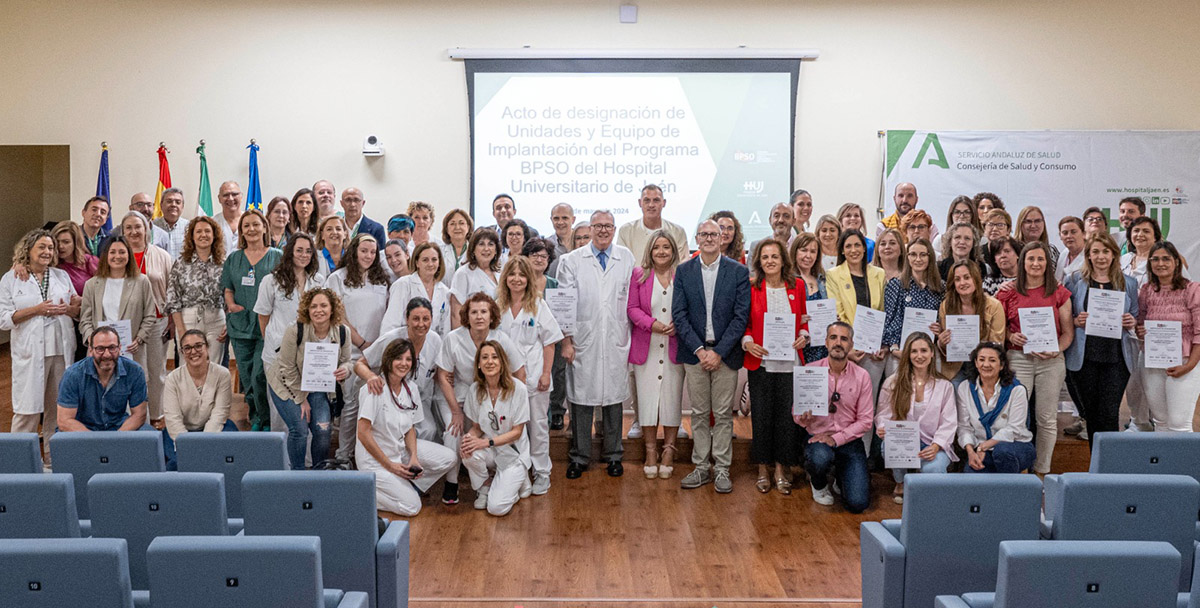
[0,535,368,607]
[0,470,409,608]
[861,432,1200,608]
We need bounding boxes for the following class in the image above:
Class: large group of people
[3,178,1198,517]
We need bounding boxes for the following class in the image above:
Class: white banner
[883,130,1200,266]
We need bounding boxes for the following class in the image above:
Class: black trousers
[748,368,800,466]
[1067,359,1130,448]
[549,342,567,418]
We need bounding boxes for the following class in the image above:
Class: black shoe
[566,462,586,479]
[441,482,459,505]
[606,461,624,477]
[550,414,564,430]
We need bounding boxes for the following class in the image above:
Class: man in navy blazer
[340,187,387,245]
[672,219,750,494]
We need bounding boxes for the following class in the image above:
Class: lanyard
[388,379,416,411]
[37,270,50,301]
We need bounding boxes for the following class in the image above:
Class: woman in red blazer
[627,231,685,479]
[741,238,809,494]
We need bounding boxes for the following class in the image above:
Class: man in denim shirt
[56,326,148,432]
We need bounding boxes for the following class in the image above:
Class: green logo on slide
[886,131,949,177]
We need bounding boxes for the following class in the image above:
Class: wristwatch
[488,438,495,447]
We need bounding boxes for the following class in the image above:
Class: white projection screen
[465,58,800,243]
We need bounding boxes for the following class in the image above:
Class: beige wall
[1,0,1197,226]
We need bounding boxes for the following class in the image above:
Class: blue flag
[246,142,262,211]
[96,145,112,230]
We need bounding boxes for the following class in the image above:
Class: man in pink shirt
[795,321,873,512]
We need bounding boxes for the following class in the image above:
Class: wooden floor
[0,347,1105,607]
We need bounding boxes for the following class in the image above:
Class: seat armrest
[1040,518,1054,540]
[227,518,244,535]
[960,592,996,608]
[376,520,411,608]
[79,519,92,537]
[881,519,901,539]
[1178,591,1190,608]
[1042,474,1063,525]
[935,596,973,608]
[337,591,370,608]
[132,590,151,608]
[860,522,905,608]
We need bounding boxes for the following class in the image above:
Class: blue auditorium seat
[176,431,288,527]
[0,432,42,473]
[0,537,136,608]
[860,474,1043,608]
[50,431,165,518]
[242,471,409,608]
[0,473,80,538]
[146,535,368,608]
[934,540,1180,608]
[88,472,229,590]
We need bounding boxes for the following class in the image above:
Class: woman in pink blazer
[627,230,684,479]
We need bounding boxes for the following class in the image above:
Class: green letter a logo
[913,133,949,169]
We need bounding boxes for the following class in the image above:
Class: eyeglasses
[181,343,207,353]
[1085,216,1107,224]
[528,252,549,261]
[952,209,972,216]
[985,222,1010,230]
[591,223,615,232]
[697,231,720,240]
[1022,218,1044,225]
[907,224,929,231]
[92,345,120,354]
[487,411,501,432]
[718,225,735,233]
[829,391,841,414]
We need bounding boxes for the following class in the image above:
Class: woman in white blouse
[79,236,156,368]
[0,229,77,465]
[461,340,532,516]
[955,341,1035,473]
[449,229,501,328]
[326,233,391,460]
[356,338,456,516]
[161,329,236,470]
[439,209,473,288]
[255,233,323,433]
[382,242,451,337]
[496,255,563,496]
[356,297,444,442]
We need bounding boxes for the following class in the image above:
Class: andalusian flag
[196,142,213,217]
[245,141,262,211]
[152,144,171,219]
[96,143,112,230]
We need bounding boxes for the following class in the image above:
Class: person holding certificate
[266,287,353,470]
[936,260,1005,382]
[78,236,157,367]
[826,230,887,399]
[882,238,944,377]
[1063,233,1139,445]
[996,241,1072,475]
[742,239,809,494]
[876,333,956,504]
[794,322,873,513]
[791,233,830,364]
[1136,242,1200,432]
[955,342,1035,473]
[627,231,685,479]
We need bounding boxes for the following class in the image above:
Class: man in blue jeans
[56,326,148,432]
[794,322,873,513]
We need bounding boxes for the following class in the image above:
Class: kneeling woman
[955,342,1035,473]
[356,338,456,517]
[162,329,237,470]
[876,333,956,504]
[461,340,531,516]
[267,288,353,469]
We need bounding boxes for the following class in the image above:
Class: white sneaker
[473,486,490,510]
[627,423,643,439]
[519,474,533,499]
[811,482,835,506]
[531,474,551,495]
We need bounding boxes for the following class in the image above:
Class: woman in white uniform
[255,233,323,433]
[356,338,456,517]
[440,209,472,288]
[0,229,77,465]
[79,236,157,369]
[496,255,563,495]
[436,292,527,505]
[626,232,685,478]
[461,340,532,516]
[382,239,410,284]
[356,297,444,442]
[382,242,450,337]
[326,233,391,460]
[449,229,501,328]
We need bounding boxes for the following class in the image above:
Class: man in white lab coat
[556,210,635,479]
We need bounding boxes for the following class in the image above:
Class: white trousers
[10,356,65,464]
[528,388,551,476]
[1143,366,1200,433]
[371,439,456,516]
[176,307,226,365]
[462,448,527,517]
[140,317,169,420]
[436,397,469,484]
[1125,351,1155,430]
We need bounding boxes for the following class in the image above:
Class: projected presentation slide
[472,72,793,242]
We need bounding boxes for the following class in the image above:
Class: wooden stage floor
[0,348,1107,608]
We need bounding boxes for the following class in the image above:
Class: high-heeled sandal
[756,476,771,493]
[658,444,676,479]
[775,477,793,495]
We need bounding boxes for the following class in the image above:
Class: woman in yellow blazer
[825,230,888,398]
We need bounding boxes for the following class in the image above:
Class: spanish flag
[152,144,172,219]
